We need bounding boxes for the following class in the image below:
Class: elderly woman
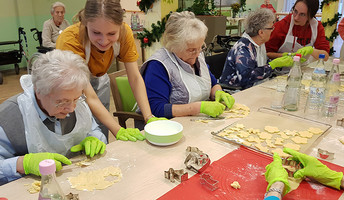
[265,0,330,61]
[140,11,234,119]
[219,8,293,89]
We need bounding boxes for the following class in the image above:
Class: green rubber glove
[200,101,225,118]
[265,153,291,195]
[269,56,294,69]
[296,46,314,56]
[300,57,307,63]
[282,52,296,57]
[70,136,106,158]
[215,90,235,109]
[23,153,72,176]
[116,127,145,142]
[147,116,168,124]
[284,148,343,190]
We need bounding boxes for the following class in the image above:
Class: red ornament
[137,1,140,6]
[143,37,149,43]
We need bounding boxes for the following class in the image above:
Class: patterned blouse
[219,36,273,89]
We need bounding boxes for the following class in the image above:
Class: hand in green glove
[116,127,145,142]
[147,116,168,124]
[282,52,296,57]
[296,46,314,56]
[300,57,307,63]
[23,153,72,176]
[200,101,225,118]
[70,136,106,158]
[215,90,235,109]
[265,153,291,195]
[284,148,343,190]
[269,56,294,69]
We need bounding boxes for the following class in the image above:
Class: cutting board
[158,146,343,200]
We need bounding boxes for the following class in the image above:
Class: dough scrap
[231,181,241,189]
[237,131,250,138]
[68,166,122,191]
[271,148,289,158]
[298,131,313,138]
[195,119,209,123]
[255,143,269,152]
[224,103,250,118]
[275,138,284,146]
[339,136,344,145]
[308,127,323,135]
[235,124,245,129]
[26,181,41,194]
[247,136,262,143]
[247,128,260,134]
[264,126,280,133]
[266,139,276,148]
[258,132,272,140]
[291,136,308,144]
[284,143,301,151]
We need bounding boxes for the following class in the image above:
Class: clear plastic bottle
[321,58,340,117]
[304,54,327,117]
[38,159,65,200]
[282,56,302,111]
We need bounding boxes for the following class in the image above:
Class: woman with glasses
[265,0,329,61]
[140,11,234,119]
[219,8,293,89]
[0,50,107,185]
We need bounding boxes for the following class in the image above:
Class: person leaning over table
[140,11,234,119]
[265,0,330,61]
[56,0,165,142]
[42,1,70,48]
[219,8,294,89]
[264,148,344,199]
[0,50,107,185]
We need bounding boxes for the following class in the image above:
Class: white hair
[244,8,275,37]
[162,11,208,53]
[51,1,66,14]
[32,49,90,95]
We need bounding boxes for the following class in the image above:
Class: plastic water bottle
[321,58,340,117]
[304,54,327,117]
[38,159,65,200]
[282,56,302,111]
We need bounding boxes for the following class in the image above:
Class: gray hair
[162,11,208,53]
[51,2,66,14]
[32,50,90,95]
[244,8,275,37]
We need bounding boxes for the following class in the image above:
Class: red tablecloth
[159,146,344,200]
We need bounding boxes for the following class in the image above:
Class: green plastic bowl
[144,120,183,146]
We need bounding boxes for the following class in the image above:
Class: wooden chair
[108,69,144,128]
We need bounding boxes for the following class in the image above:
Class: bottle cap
[319,54,325,59]
[333,58,340,64]
[39,159,56,175]
[293,56,300,62]
[295,53,302,58]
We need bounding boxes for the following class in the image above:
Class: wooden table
[1,74,344,199]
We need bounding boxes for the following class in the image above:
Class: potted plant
[231,3,240,18]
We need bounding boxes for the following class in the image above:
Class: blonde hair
[162,11,208,53]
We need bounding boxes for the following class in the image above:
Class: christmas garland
[321,0,340,55]
[320,0,338,10]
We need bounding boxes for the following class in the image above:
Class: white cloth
[241,32,267,67]
[17,75,92,156]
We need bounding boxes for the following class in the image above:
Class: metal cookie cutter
[282,158,302,177]
[164,168,188,183]
[200,173,218,191]
[318,148,334,160]
[337,118,344,127]
[184,146,210,173]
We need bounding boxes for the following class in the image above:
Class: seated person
[42,1,70,48]
[265,0,330,61]
[219,8,293,89]
[140,11,234,119]
[264,148,344,200]
[0,50,107,185]
[260,0,276,13]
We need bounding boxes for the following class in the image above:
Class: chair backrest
[205,51,229,79]
[108,69,137,112]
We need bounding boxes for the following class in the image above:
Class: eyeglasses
[55,94,87,108]
[264,25,275,31]
[292,9,307,18]
[186,44,207,55]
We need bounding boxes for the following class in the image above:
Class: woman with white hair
[140,11,234,119]
[42,1,70,48]
[219,8,293,89]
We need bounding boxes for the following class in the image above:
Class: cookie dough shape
[68,166,122,191]
[26,181,41,194]
[241,140,252,147]
[291,136,308,144]
[308,127,323,135]
[266,139,276,148]
[231,181,241,189]
[264,126,280,133]
[271,148,289,158]
[247,136,262,143]
[255,143,269,152]
[284,143,301,151]
[247,128,260,134]
[235,124,245,129]
[258,132,272,140]
[237,131,250,138]
[284,130,298,136]
[275,138,284,146]
[298,131,313,138]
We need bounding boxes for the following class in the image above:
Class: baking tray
[211,107,332,156]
